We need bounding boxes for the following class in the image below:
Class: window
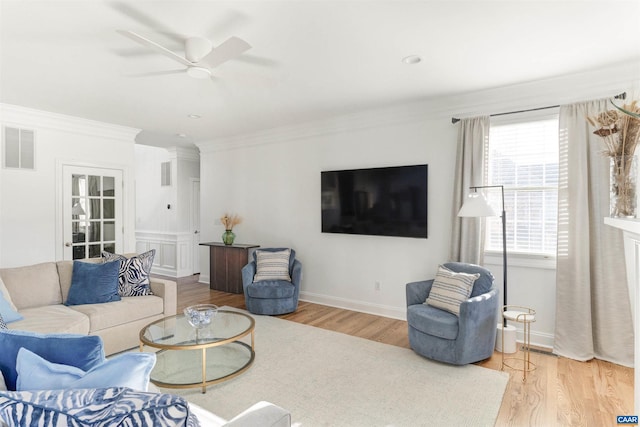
[485,110,559,256]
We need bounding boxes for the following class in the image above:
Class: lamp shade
[457,192,497,217]
[72,202,86,216]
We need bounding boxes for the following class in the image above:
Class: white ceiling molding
[166,146,200,162]
[197,59,640,153]
[0,104,140,143]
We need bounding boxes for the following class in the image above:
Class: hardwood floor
[174,276,633,427]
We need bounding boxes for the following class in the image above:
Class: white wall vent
[3,126,35,170]
[161,161,171,186]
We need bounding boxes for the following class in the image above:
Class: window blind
[486,112,559,255]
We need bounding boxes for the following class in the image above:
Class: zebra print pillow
[0,387,200,426]
[102,250,155,297]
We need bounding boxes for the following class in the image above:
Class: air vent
[161,161,171,186]
[3,126,35,169]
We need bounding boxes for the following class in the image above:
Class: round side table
[501,305,536,381]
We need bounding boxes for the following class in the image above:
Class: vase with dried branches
[587,100,640,217]
[220,213,242,245]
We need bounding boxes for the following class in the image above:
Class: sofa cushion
[7,305,90,335]
[253,249,292,282]
[0,387,199,426]
[0,329,105,391]
[102,250,155,297]
[246,281,295,299]
[68,295,164,332]
[407,303,459,340]
[66,260,121,306]
[0,262,62,309]
[16,349,155,392]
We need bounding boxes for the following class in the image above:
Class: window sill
[483,251,556,270]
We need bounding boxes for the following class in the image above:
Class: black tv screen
[321,164,428,238]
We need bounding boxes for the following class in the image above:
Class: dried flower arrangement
[587,100,640,217]
[220,213,242,231]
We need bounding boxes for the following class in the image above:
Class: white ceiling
[1,1,639,148]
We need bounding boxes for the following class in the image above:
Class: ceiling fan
[117,29,251,79]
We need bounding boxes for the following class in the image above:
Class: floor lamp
[457,185,516,353]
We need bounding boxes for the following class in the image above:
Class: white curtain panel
[449,116,490,265]
[555,99,634,367]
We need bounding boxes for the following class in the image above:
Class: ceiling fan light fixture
[187,66,212,79]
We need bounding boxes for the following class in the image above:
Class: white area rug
[165,308,508,426]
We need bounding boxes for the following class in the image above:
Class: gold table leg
[201,347,207,394]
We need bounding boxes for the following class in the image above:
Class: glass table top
[140,309,255,349]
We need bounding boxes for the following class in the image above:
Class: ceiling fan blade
[117,29,193,67]
[110,2,184,44]
[125,69,185,78]
[203,36,252,68]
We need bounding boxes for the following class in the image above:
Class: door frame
[55,160,133,261]
[190,177,201,275]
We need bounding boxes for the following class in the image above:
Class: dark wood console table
[199,242,260,294]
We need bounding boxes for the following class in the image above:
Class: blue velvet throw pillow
[0,329,105,391]
[66,259,121,306]
[16,349,156,392]
[0,387,200,426]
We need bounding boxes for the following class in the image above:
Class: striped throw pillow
[425,265,480,316]
[253,249,292,282]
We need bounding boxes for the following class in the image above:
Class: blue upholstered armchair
[241,248,302,315]
[405,262,499,365]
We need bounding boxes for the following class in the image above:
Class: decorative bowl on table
[184,304,218,329]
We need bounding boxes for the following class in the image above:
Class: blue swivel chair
[406,262,499,365]
[241,248,302,315]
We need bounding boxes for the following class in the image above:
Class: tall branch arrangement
[587,100,640,217]
[220,213,242,231]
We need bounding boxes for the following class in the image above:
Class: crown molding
[197,60,640,154]
[166,146,200,161]
[0,103,140,142]
[196,101,433,154]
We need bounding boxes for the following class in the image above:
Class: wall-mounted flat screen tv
[321,164,428,238]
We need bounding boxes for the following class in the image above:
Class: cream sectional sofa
[0,259,176,355]
[0,259,293,426]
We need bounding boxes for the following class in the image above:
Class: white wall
[134,144,174,231]
[0,104,139,268]
[197,60,640,347]
[199,112,455,318]
[134,145,200,277]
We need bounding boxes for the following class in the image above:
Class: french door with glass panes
[63,166,123,260]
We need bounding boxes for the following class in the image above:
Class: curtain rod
[451,92,627,124]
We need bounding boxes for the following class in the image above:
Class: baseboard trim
[299,291,406,321]
[513,329,554,350]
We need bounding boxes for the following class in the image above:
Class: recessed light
[176,133,188,138]
[188,114,201,119]
[402,55,422,65]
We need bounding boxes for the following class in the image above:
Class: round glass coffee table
[139,310,255,393]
